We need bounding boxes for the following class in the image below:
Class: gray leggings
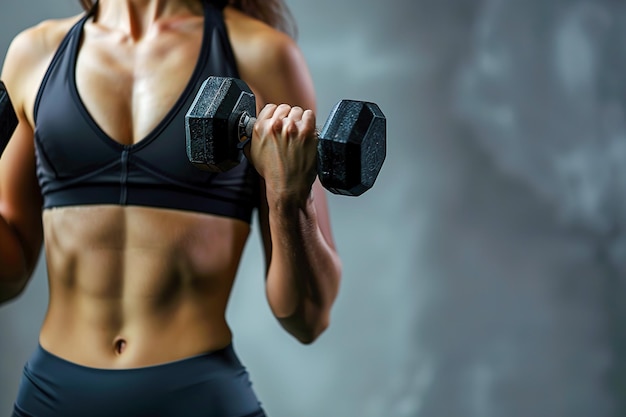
[12,343,266,417]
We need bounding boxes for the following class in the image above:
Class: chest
[75,25,203,146]
[33,16,260,221]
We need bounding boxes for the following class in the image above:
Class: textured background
[1,0,624,416]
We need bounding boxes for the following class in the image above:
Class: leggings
[12,343,266,417]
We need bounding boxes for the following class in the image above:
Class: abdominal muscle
[38,204,252,369]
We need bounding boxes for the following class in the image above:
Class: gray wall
[1,0,623,416]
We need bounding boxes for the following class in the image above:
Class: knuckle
[285,120,299,136]
[253,122,265,138]
[271,118,284,132]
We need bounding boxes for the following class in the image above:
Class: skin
[0,0,341,368]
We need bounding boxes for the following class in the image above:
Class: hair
[78,0,297,38]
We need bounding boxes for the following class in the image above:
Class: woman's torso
[25,2,259,369]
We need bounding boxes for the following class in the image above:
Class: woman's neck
[94,0,203,40]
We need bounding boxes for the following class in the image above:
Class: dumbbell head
[185,77,255,172]
[317,100,386,196]
[0,81,18,157]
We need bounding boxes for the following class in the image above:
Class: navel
[113,337,127,355]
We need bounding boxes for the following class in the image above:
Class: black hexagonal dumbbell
[185,76,386,196]
[0,81,18,157]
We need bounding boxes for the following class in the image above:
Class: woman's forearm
[265,194,342,343]
[0,213,28,289]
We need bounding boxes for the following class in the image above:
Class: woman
[0,0,342,415]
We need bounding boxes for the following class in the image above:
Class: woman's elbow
[279,309,331,345]
[0,278,28,305]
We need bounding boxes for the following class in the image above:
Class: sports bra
[34,0,260,223]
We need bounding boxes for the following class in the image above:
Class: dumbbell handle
[236,112,326,150]
[237,113,322,142]
[237,113,256,145]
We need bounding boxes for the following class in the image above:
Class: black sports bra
[34,0,260,223]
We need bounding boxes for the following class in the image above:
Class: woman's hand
[249,103,318,203]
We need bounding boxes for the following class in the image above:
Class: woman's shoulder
[224,7,297,64]
[3,15,83,80]
[223,6,313,106]
[2,15,84,120]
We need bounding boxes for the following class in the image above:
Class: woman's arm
[0,26,53,303]
[258,178,342,344]
[227,9,342,343]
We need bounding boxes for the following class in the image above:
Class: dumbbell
[185,77,386,196]
[0,81,18,157]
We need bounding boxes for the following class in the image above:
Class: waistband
[30,342,242,374]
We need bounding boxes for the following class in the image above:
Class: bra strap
[212,0,228,10]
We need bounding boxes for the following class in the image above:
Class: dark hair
[78,0,297,38]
